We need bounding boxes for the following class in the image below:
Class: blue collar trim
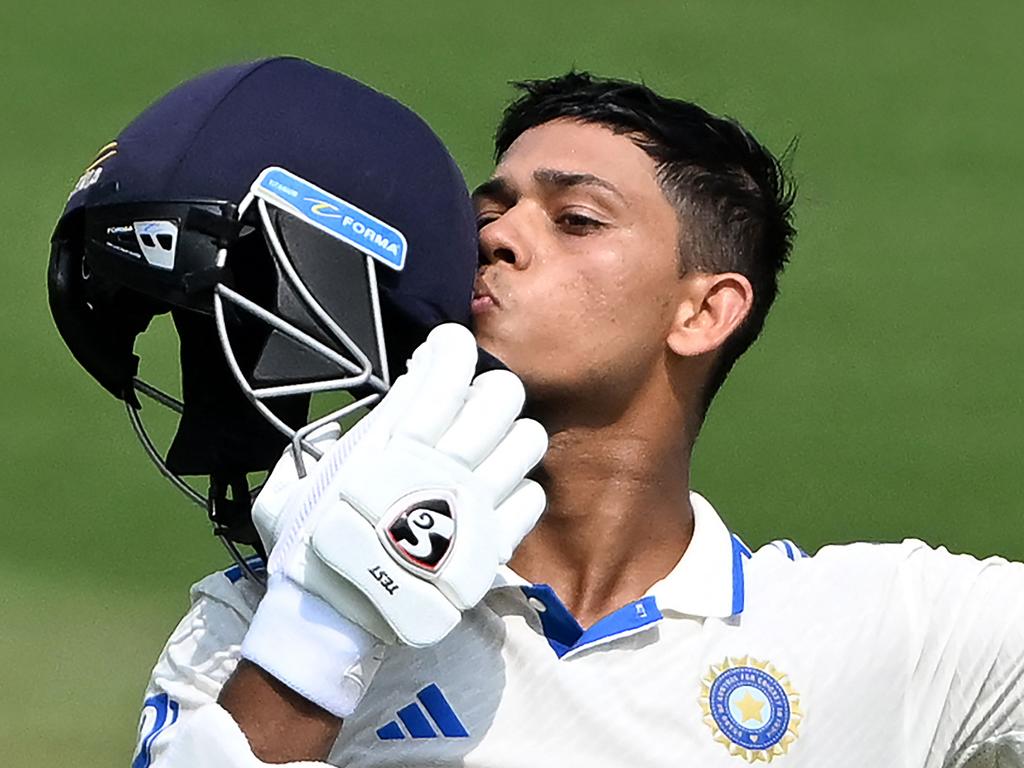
[521,586,663,659]
[731,534,752,615]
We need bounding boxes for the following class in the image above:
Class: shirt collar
[492,491,748,619]
[646,491,748,618]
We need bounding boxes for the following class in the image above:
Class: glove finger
[316,376,411,476]
[317,324,475,474]
[473,418,548,505]
[392,324,479,446]
[435,370,525,468]
[311,331,460,479]
[495,479,546,564]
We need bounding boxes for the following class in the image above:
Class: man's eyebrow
[472,177,516,205]
[532,168,627,204]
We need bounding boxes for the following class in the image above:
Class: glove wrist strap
[241,575,384,718]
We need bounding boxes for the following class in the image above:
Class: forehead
[492,119,662,195]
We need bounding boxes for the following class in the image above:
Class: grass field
[2,2,1023,765]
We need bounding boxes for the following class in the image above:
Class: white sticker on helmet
[133,220,179,270]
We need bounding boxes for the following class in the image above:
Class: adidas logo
[376,684,468,740]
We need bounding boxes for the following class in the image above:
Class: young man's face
[472,119,686,405]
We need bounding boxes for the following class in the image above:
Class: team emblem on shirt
[699,657,802,762]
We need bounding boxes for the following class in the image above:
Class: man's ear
[666,272,754,358]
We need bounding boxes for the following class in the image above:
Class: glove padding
[254,323,548,647]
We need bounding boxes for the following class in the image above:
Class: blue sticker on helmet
[251,167,407,271]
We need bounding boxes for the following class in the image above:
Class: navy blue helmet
[48,58,479,561]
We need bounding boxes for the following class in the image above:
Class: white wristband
[241,575,384,718]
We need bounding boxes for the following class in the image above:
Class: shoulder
[741,536,1023,610]
[147,558,267,702]
[188,556,267,618]
[753,537,1017,573]
[743,535,1015,572]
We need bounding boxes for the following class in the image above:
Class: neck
[510,379,697,628]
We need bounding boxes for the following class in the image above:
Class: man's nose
[478,215,532,270]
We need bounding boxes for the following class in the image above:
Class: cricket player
[54,63,1024,767]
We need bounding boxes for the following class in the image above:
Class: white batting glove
[241,323,547,716]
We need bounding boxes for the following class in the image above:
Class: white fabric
[242,323,544,715]
[241,576,384,718]
[159,702,321,768]
[242,421,388,718]
[134,494,1024,768]
[646,492,743,617]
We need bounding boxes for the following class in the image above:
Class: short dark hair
[494,71,796,415]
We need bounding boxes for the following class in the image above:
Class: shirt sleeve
[898,542,1024,767]
[131,569,261,768]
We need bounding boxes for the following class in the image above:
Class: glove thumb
[253,422,342,554]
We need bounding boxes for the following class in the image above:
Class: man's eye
[557,212,606,232]
[476,214,500,230]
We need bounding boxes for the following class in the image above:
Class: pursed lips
[472,276,501,310]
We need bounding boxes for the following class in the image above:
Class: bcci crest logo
[379,489,457,576]
[699,657,802,763]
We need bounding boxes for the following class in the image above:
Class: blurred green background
[2,1,1022,764]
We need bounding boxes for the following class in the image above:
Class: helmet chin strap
[126,378,266,583]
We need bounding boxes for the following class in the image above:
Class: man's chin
[470,317,506,356]
[472,320,549,383]
[476,339,519,375]
[474,333,528,380]
[475,344,512,375]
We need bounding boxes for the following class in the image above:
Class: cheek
[520,250,677,384]
[579,244,678,342]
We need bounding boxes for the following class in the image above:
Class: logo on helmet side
[379,490,457,576]
[132,221,179,270]
[68,140,117,200]
[69,166,103,199]
[251,166,408,271]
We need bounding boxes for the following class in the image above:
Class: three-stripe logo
[376,684,469,740]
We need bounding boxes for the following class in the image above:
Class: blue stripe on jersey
[788,539,809,558]
[769,538,808,560]
[731,534,752,615]
[397,702,436,738]
[132,694,179,768]
[418,684,469,737]
[376,721,404,740]
[224,555,266,583]
[376,685,469,741]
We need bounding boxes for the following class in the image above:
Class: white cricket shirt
[135,493,1024,767]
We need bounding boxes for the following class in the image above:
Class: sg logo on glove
[379,489,457,577]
